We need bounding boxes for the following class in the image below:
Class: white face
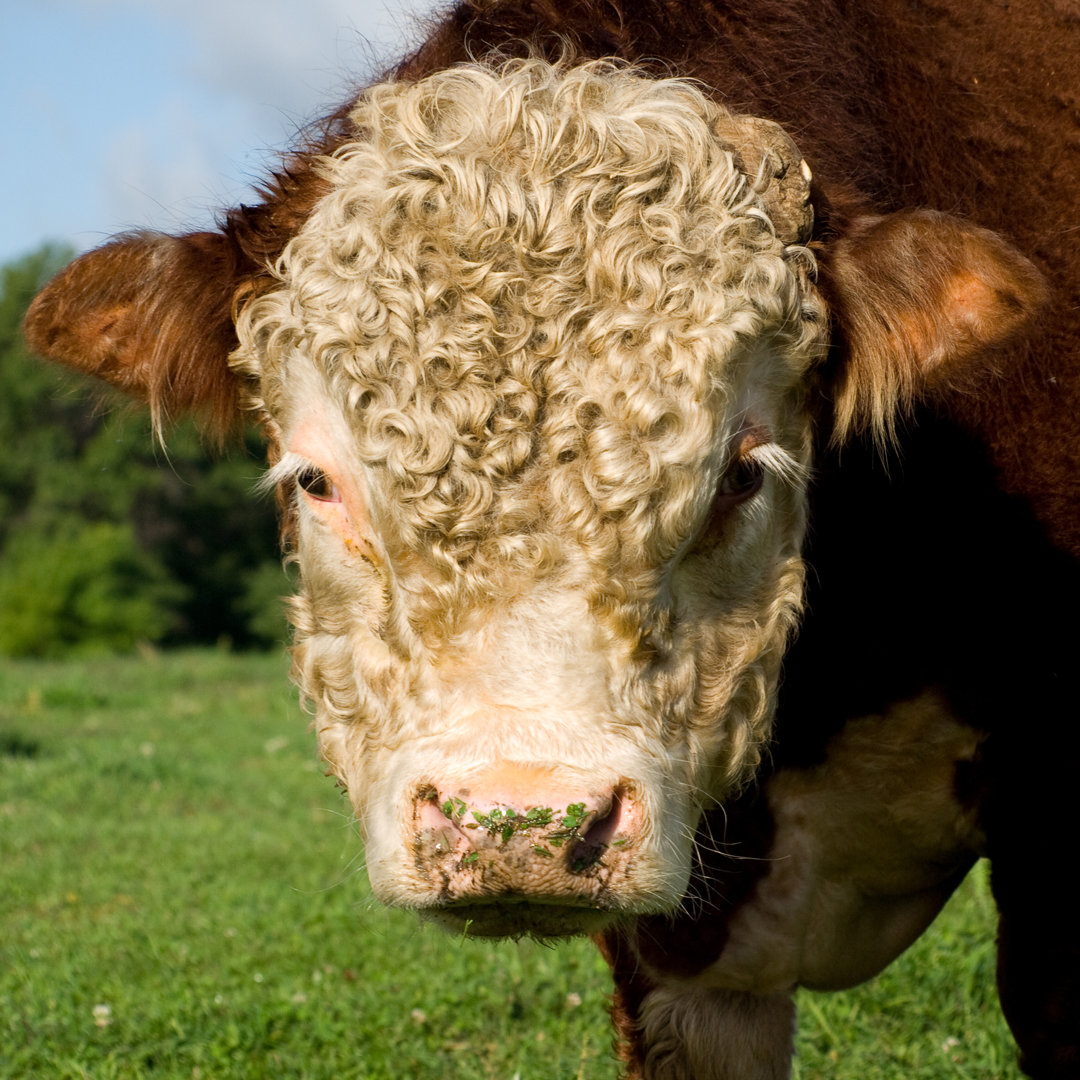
[233,60,824,937]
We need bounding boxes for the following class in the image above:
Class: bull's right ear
[24,230,251,438]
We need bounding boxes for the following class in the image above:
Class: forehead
[271,60,803,400]
[245,62,817,566]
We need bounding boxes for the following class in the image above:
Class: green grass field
[1,651,1023,1079]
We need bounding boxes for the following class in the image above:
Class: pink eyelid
[293,461,383,564]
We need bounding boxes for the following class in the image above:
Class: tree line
[0,246,290,657]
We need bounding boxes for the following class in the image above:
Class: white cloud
[56,0,442,114]
[101,96,247,236]
[4,0,448,263]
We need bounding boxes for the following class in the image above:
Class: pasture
[1,650,1022,1079]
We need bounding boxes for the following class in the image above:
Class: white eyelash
[256,451,319,496]
[745,442,809,488]
[258,446,806,502]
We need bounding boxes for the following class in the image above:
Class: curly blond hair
[232,59,825,864]
[238,55,819,597]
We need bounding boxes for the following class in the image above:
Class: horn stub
[714,115,815,245]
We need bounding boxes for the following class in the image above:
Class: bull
[25,1,1080,1076]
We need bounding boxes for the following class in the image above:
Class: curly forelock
[236,59,823,595]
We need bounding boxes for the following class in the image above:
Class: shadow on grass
[0,730,41,758]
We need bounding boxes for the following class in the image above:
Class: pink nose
[410,765,642,928]
[416,783,623,867]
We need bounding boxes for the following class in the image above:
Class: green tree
[0,520,184,656]
[0,246,287,655]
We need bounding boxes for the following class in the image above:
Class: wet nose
[411,764,641,897]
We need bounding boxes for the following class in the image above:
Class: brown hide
[25,0,1080,548]
[404,0,1080,552]
[23,233,243,435]
[818,210,1049,444]
[24,104,354,438]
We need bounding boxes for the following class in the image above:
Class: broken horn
[715,114,815,245]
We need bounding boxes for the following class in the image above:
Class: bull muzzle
[408,764,645,937]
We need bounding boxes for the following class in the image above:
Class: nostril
[568,789,625,873]
[414,787,469,857]
[583,791,623,847]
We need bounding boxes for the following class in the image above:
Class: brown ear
[24,230,250,438]
[818,209,1047,443]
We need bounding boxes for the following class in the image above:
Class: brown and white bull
[25,1,1080,1077]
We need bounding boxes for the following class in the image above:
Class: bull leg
[604,947,795,1080]
[981,729,1080,1079]
[993,862,1080,1078]
[633,984,796,1080]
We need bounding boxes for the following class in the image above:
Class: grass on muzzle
[0,651,1023,1079]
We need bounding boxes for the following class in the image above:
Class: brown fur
[818,210,1049,446]
[24,103,356,439]
[23,232,243,436]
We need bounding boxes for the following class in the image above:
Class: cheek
[293,582,401,781]
[338,508,382,567]
[302,486,383,567]
[296,515,388,630]
[287,417,383,563]
[670,489,808,653]
[683,503,780,594]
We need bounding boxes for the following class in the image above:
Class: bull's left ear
[817,209,1047,442]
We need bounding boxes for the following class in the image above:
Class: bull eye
[695,452,766,547]
[296,465,341,503]
[717,454,765,503]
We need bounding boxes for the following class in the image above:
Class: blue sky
[3,0,445,268]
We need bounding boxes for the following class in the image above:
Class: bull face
[234,61,825,936]
[26,49,1042,938]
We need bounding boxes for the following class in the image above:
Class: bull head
[25,59,1042,939]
